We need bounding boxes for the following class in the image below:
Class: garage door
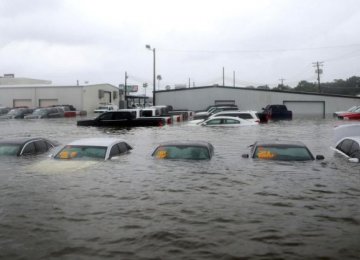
[13,99,32,108]
[284,101,325,118]
[39,99,58,107]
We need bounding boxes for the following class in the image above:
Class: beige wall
[0,83,120,113]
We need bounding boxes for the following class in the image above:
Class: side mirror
[242,154,249,158]
[315,155,325,160]
[348,158,359,163]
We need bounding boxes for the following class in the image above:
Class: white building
[156,85,360,118]
[0,75,121,112]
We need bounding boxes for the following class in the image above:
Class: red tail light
[167,118,172,124]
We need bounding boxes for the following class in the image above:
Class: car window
[153,146,210,160]
[349,142,360,157]
[55,145,107,160]
[118,142,130,153]
[205,119,222,125]
[254,146,313,161]
[109,144,121,157]
[336,139,354,155]
[34,140,49,153]
[99,113,113,120]
[238,113,253,119]
[224,119,240,124]
[0,144,21,156]
[22,142,36,155]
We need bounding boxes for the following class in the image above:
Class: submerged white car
[200,116,258,126]
[53,138,132,160]
[210,110,260,123]
[332,124,360,162]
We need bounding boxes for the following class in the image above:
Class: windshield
[153,146,210,160]
[55,145,107,160]
[33,109,48,115]
[254,146,313,161]
[0,144,21,156]
[8,109,21,115]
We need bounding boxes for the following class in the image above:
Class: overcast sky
[0,0,360,94]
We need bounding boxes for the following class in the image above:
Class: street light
[145,44,156,106]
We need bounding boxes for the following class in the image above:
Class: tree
[294,81,317,92]
[273,84,291,91]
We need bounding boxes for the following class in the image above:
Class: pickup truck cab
[260,104,292,120]
[77,111,165,127]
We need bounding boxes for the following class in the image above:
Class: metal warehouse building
[0,76,121,113]
[156,85,360,118]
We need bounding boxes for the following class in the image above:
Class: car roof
[336,136,360,145]
[214,110,257,114]
[205,116,247,121]
[253,140,308,147]
[156,140,214,150]
[66,138,129,147]
[0,137,52,145]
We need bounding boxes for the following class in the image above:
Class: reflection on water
[0,118,359,259]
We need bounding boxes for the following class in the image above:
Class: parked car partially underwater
[332,124,360,162]
[333,106,360,118]
[0,137,57,157]
[77,111,167,127]
[53,138,132,160]
[0,108,33,119]
[0,107,11,115]
[24,107,64,119]
[152,141,214,160]
[210,110,260,123]
[200,116,258,126]
[242,140,324,161]
[259,104,292,121]
[336,106,360,120]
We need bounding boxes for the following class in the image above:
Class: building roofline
[156,85,360,99]
[0,83,119,89]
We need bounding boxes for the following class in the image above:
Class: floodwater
[0,117,359,260]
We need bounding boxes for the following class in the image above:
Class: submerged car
[0,137,57,156]
[0,107,11,115]
[24,107,64,119]
[200,116,258,126]
[210,110,260,123]
[53,138,132,160]
[242,140,324,161]
[333,137,360,162]
[152,141,214,160]
[333,106,360,118]
[0,108,33,119]
[332,124,360,162]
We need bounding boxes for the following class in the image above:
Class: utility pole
[279,78,285,86]
[125,71,128,108]
[312,61,324,93]
[222,67,225,86]
[233,71,235,87]
[188,78,191,88]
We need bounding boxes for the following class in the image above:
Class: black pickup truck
[77,111,166,127]
[260,104,292,120]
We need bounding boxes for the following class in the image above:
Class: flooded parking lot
[0,117,359,259]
